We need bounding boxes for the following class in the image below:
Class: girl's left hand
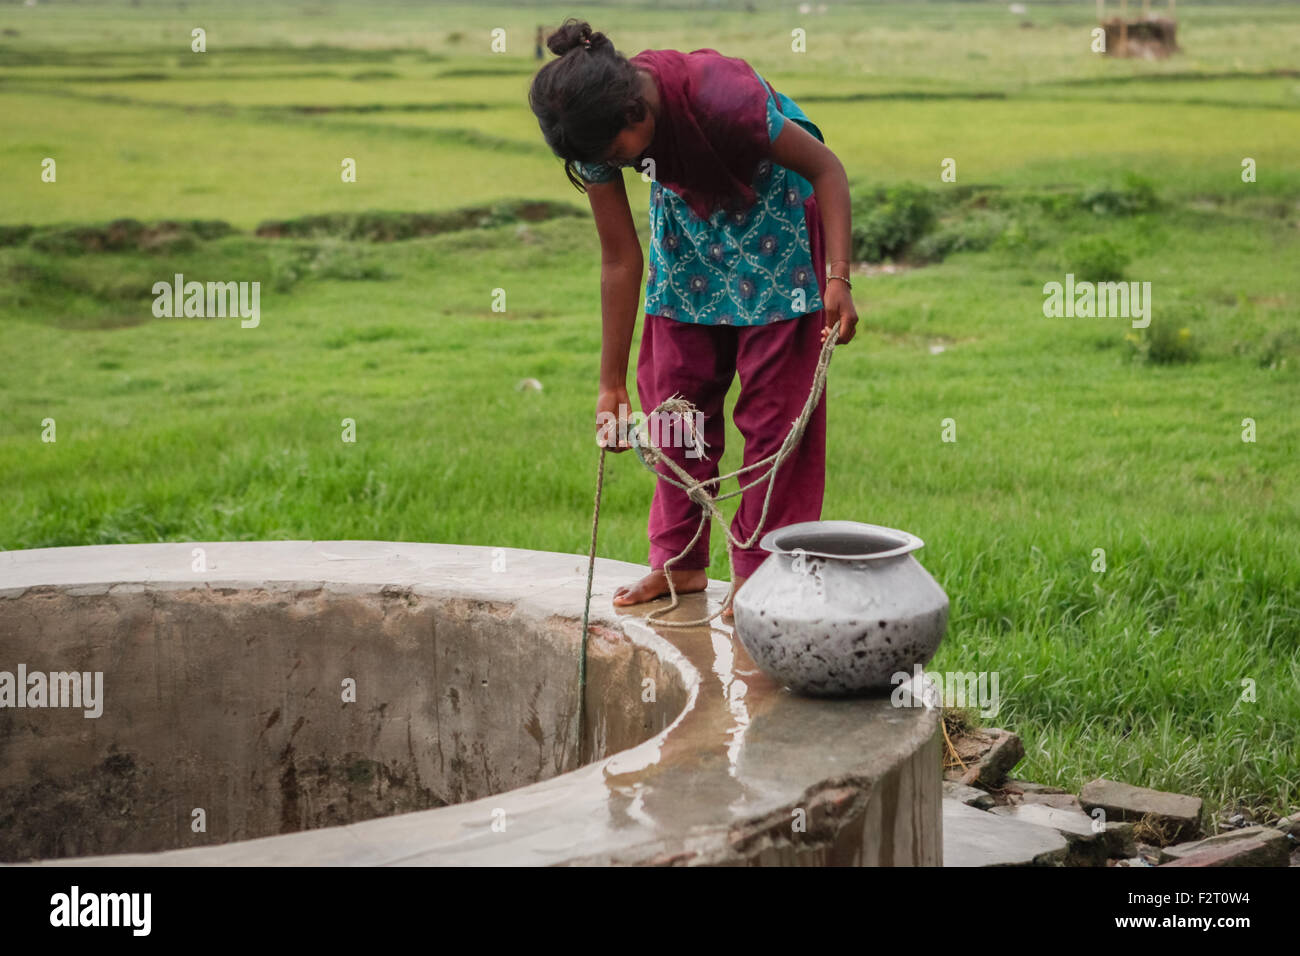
[821,280,858,345]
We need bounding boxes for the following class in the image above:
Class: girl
[529,19,858,619]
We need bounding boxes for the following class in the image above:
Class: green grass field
[1,1,1297,827]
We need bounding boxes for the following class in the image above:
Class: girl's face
[600,114,654,168]
[599,75,657,167]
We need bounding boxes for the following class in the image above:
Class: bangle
[827,273,852,289]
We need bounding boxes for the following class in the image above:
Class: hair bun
[546,17,607,56]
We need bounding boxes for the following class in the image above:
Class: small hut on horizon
[1099,0,1180,59]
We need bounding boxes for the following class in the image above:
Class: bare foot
[720,575,749,622]
[612,567,708,607]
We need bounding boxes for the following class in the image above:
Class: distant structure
[535,25,545,60]
[1098,0,1180,59]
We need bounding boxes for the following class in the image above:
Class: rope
[574,323,839,745]
[631,322,839,627]
[576,443,606,758]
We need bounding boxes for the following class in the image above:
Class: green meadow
[1,1,1297,826]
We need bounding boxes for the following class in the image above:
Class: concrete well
[0,541,942,866]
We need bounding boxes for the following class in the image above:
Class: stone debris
[1133,841,1166,866]
[944,728,1024,789]
[1079,777,1202,844]
[943,798,1068,867]
[989,803,1135,865]
[1160,836,1288,868]
[1160,825,1291,867]
[939,748,1290,868]
[943,780,995,809]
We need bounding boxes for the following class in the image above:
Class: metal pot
[732,520,948,696]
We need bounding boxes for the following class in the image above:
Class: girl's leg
[635,312,736,573]
[728,194,830,579]
[729,312,828,578]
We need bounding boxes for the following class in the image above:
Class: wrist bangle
[827,273,852,289]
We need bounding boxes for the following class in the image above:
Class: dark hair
[528,18,647,193]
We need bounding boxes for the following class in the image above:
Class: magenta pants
[635,195,829,579]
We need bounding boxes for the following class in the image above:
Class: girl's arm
[586,174,645,450]
[768,121,859,344]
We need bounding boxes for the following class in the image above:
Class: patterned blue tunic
[573,66,824,327]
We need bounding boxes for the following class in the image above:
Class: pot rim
[759,520,925,561]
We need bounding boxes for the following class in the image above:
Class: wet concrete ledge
[0,541,942,866]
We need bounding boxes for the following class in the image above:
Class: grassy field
[1,1,1297,827]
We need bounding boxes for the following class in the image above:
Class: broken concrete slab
[990,802,1134,864]
[1079,777,1202,843]
[991,802,1097,838]
[943,798,1068,867]
[991,804,1096,865]
[1162,826,1291,867]
[943,781,995,809]
[1161,835,1289,868]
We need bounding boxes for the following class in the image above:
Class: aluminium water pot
[732,520,949,696]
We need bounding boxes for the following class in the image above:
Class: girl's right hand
[596,386,634,452]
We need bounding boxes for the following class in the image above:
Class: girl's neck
[637,68,662,122]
